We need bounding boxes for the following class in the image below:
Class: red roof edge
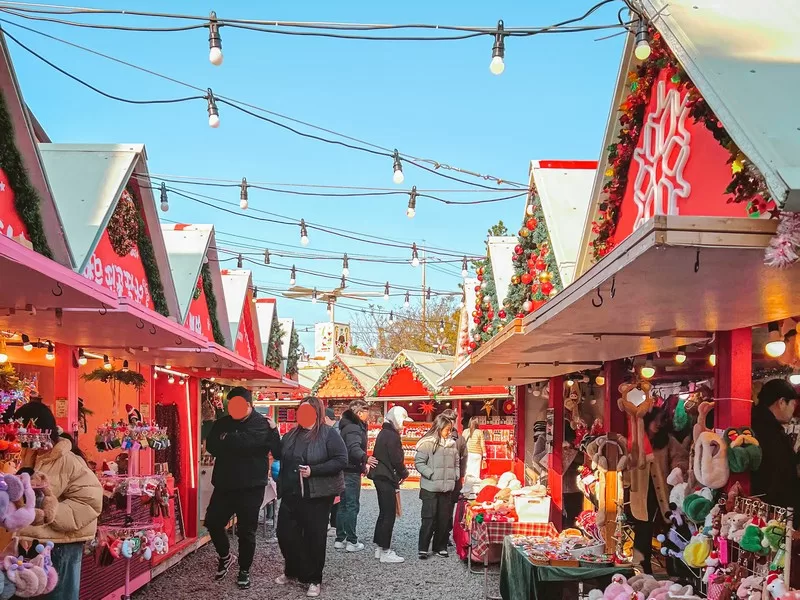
[535,160,598,170]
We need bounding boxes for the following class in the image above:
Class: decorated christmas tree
[468,221,508,352]
[503,193,563,318]
[285,327,300,376]
[265,309,284,370]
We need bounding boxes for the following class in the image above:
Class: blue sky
[3,0,625,352]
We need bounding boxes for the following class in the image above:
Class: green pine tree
[285,327,300,376]
[265,310,284,370]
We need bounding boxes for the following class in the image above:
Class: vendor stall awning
[443,216,787,386]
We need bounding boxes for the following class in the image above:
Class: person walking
[324,407,340,537]
[204,387,281,589]
[462,417,486,480]
[415,414,459,559]
[16,402,103,600]
[276,397,348,598]
[335,400,377,552]
[442,409,467,546]
[371,406,412,563]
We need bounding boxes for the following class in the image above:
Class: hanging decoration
[504,193,563,318]
[482,400,495,417]
[82,367,146,418]
[419,401,436,416]
[286,327,300,377]
[0,363,23,414]
[265,309,283,370]
[0,91,53,258]
[95,422,170,452]
[201,263,227,346]
[502,399,515,415]
[590,29,774,262]
[106,190,139,257]
[370,355,437,396]
[193,275,202,301]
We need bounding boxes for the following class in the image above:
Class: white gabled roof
[254,299,277,361]
[221,269,263,361]
[488,236,517,308]
[387,350,455,393]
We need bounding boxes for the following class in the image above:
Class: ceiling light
[490,20,506,75]
[595,374,605,386]
[675,346,687,365]
[765,321,786,358]
[208,11,223,65]
[103,354,112,370]
[45,342,55,361]
[78,348,87,366]
[640,354,655,379]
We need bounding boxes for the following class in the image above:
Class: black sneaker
[418,551,429,560]
[237,569,251,589]
[215,554,236,581]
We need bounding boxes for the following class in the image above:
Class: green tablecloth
[499,537,634,600]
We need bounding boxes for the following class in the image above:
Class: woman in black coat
[275,397,347,597]
[370,406,411,563]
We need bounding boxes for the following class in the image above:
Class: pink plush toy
[604,574,637,600]
[647,582,675,600]
[2,556,38,598]
[2,473,36,531]
[29,542,58,595]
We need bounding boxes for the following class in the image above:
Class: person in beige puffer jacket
[15,401,103,600]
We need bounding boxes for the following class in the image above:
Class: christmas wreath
[107,190,139,257]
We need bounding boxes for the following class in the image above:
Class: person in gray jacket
[415,414,459,559]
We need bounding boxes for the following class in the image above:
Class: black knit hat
[14,401,59,443]
[227,386,253,404]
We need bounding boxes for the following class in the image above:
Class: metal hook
[98,303,108,316]
[51,282,63,297]
[135,318,145,330]
[149,325,157,335]
[212,354,220,363]
[694,249,700,273]
[176,337,183,346]
[591,287,604,308]
[610,276,616,299]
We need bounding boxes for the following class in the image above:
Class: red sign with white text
[83,228,154,310]
[184,277,214,340]
[234,301,257,362]
[0,168,32,248]
[614,69,747,245]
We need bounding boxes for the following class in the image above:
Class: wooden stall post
[714,328,752,494]
[514,385,525,464]
[548,376,564,530]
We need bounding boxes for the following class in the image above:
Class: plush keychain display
[563,380,584,430]
[739,516,769,555]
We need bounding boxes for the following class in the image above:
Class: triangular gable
[0,33,70,264]
[279,317,294,373]
[531,160,597,287]
[311,355,367,399]
[370,350,453,397]
[254,298,282,370]
[161,224,229,346]
[456,277,479,361]
[487,237,517,308]
[40,143,179,317]
[221,269,262,363]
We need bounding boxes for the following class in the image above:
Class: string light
[640,354,655,379]
[411,243,420,267]
[490,20,506,75]
[389,311,394,323]
[237,253,243,268]
[45,342,54,361]
[122,359,130,372]
[179,377,186,385]
[765,321,786,358]
[159,181,169,212]
[595,373,605,386]
[407,186,417,218]
[168,374,175,384]
[439,319,445,333]
[675,346,687,365]
[21,334,32,352]
[404,291,410,308]
[342,254,349,277]
[461,256,468,278]
[208,11,223,66]
[102,354,112,370]
[709,353,716,367]
[78,348,87,366]
[153,371,158,379]
[633,18,651,61]
[311,288,318,303]
[264,249,270,264]
[791,373,800,385]
[206,88,220,128]
[239,177,248,210]
[384,282,390,301]
[426,287,431,300]
[0,338,7,364]
[252,286,259,299]
[289,265,297,286]
[300,219,309,246]
[340,275,347,289]
[392,149,404,185]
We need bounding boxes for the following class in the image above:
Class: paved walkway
[135,489,488,600]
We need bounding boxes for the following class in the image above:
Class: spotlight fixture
[21,334,32,352]
[675,346,687,365]
[208,11,223,65]
[392,149,404,184]
[78,348,87,366]
[490,20,506,75]
[239,177,248,210]
[103,354,112,370]
[634,18,652,61]
[765,321,787,358]
[299,219,309,246]
[640,354,656,379]
[206,88,220,128]
[45,342,55,361]
[159,182,169,212]
[407,186,417,218]
[122,360,129,372]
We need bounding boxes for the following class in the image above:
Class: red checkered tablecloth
[469,516,557,559]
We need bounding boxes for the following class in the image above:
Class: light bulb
[78,348,87,366]
[210,377,216,382]
[640,354,655,379]
[635,40,651,61]
[566,379,575,387]
[153,371,158,379]
[595,375,605,386]
[208,113,220,128]
[791,374,800,385]
[168,375,175,384]
[393,169,405,185]
[411,256,420,268]
[406,186,417,218]
[384,282,390,301]
[122,360,129,372]
[300,233,309,245]
[489,56,505,75]
[404,292,410,309]
[179,378,185,385]
[406,206,415,218]
[311,289,318,304]
[45,342,55,361]
[709,353,716,367]
[103,355,112,370]
[240,198,249,210]
[160,201,169,212]
[209,47,224,66]
[21,334,32,352]
[765,322,786,358]
[675,346,687,364]
[207,88,220,128]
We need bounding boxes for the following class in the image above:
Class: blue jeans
[44,542,84,600]
[336,472,361,544]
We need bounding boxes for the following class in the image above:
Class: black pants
[205,486,264,571]
[563,492,584,529]
[278,494,334,585]
[631,481,660,575]
[329,502,338,528]
[419,489,452,553]
[373,479,398,549]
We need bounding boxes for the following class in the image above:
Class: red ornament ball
[535,259,546,271]
[474,285,482,293]
[469,341,477,350]
[477,273,483,282]
[516,312,525,319]
[514,245,524,255]
[520,273,533,285]
[487,312,494,321]
[541,281,554,295]
[498,309,507,319]
[526,218,538,231]
[473,317,480,324]
[477,267,484,276]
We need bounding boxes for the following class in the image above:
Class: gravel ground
[134,489,491,600]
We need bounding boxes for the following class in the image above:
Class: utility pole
[421,242,427,324]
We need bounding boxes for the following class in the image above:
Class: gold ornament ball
[519,229,530,238]
[538,271,552,283]
[511,275,520,285]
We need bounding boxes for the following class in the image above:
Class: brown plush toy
[564,380,584,429]
[30,472,58,526]
[618,380,655,522]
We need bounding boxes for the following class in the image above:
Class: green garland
[201,262,227,346]
[369,355,436,397]
[126,185,169,316]
[0,89,53,258]
[82,367,146,390]
[265,309,283,370]
[285,326,300,376]
[311,356,365,396]
[504,196,563,318]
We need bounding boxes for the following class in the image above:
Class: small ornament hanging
[541,281,554,295]
[521,273,533,285]
[514,245,524,255]
[498,309,506,319]
[526,218,538,230]
[519,229,530,238]
[535,258,546,271]
[522,300,533,313]
[477,273,484,282]
[511,275,520,285]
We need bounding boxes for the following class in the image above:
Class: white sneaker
[327,526,336,537]
[346,542,365,553]
[333,541,345,550]
[307,584,321,597]
[374,547,382,559]
[275,574,290,585]
[380,549,405,564]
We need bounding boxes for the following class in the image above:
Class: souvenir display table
[499,537,633,600]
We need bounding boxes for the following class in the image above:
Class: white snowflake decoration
[631,79,692,230]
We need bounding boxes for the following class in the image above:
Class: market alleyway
[134,490,489,600]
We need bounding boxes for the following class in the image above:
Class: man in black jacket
[334,400,377,552]
[752,379,800,528]
[205,387,281,589]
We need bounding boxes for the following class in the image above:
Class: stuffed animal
[693,431,730,489]
[667,467,689,509]
[737,575,764,600]
[603,574,641,600]
[2,473,35,531]
[740,516,769,555]
[647,581,674,600]
[764,572,799,599]
[564,380,583,428]
[724,428,762,473]
[683,532,711,568]
[29,472,57,526]
[0,570,17,600]
[683,487,715,524]
[703,550,721,585]
[585,433,630,525]
[666,584,703,600]
[726,513,751,543]
[2,556,38,598]
[761,519,786,552]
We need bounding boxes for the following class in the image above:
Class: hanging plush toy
[125,404,143,426]
[692,403,729,490]
[683,532,712,568]
[584,433,629,526]
[618,381,655,522]
[564,380,584,430]
[723,427,762,473]
[739,516,769,555]
[683,487,715,524]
